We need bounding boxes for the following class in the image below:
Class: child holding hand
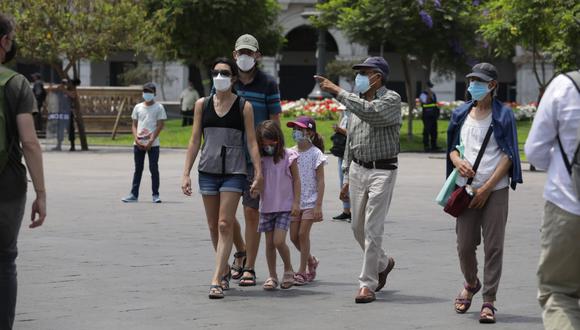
[256,120,301,290]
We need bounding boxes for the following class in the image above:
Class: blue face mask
[354,74,370,94]
[263,145,275,155]
[467,81,491,101]
[143,92,155,102]
[292,130,309,143]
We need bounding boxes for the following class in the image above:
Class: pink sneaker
[307,256,319,281]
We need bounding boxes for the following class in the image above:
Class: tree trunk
[72,86,89,151]
[401,55,415,140]
[197,60,210,96]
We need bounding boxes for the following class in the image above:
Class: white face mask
[213,74,231,91]
[236,54,255,72]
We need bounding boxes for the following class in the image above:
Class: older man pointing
[315,56,401,304]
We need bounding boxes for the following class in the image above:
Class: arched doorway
[279,25,338,100]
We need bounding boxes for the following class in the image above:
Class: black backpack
[330,132,347,158]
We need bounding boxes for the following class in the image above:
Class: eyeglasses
[211,70,232,77]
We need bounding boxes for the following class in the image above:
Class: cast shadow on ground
[375,290,448,304]
[224,287,331,299]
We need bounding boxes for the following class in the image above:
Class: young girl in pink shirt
[287,116,327,285]
[256,120,301,290]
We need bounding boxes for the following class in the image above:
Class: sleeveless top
[198,95,247,176]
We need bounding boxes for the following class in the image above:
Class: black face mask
[2,39,16,64]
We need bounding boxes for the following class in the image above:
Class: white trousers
[349,162,397,290]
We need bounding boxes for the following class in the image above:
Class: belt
[353,157,398,170]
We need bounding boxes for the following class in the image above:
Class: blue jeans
[0,195,26,330]
[130,146,160,198]
[338,158,350,209]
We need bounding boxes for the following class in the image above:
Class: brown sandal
[479,303,497,324]
[454,279,481,313]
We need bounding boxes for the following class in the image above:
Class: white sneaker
[121,194,138,203]
[152,195,162,203]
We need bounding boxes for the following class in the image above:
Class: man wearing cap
[230,34,283,286]
[419,81,440,152]
[446,63,522,323]
[315,56,401,303]
[121,82,167,203]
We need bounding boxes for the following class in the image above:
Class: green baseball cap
[235,34,259,52]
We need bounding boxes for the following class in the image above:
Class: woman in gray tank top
[181,58,263,299]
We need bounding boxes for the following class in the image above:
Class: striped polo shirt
[234,69,282,126]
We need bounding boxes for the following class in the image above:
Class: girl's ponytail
[311,132,325,153]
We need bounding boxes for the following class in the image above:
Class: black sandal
[221,269,232,290]
[239,268,256,287]
[231,251,246,280]
[208,285,224,299]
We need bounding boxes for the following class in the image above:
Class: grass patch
[88,118,533,159]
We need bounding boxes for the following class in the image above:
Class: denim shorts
[198,172,246,195]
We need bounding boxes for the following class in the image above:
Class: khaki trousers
[456,187,509,302]
[537,201,580,330]
[349,162,397,290]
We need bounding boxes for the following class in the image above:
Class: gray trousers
[537,201,580,330]
[456,187,509,302]
[0,195,26,330]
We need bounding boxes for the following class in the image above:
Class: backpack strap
[556,71,580,175]
[563,70,580,93]
[238,96,246,129]
[1,69,19,149]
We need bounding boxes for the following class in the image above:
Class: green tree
[0,0,149,150]
[479,0,580,95]
[143,0,284,94]
[315,0,482,138]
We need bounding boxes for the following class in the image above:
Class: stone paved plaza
[14,148,547,329]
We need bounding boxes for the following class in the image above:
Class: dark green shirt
[0,66,35,201]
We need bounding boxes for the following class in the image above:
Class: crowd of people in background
[1,9,579,330]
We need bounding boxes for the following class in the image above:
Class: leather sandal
[208,285,224,299]
[231,251,246,280]
[479,303,497,324]
[454,279,482,313]
[239,268,256,287]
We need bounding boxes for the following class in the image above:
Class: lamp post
[301,6,333,100]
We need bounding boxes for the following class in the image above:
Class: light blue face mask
[143,92,155,102]
[467,81,491,101]
[354,74,371,94]
[292,130,310,143]
[263,145,275,155]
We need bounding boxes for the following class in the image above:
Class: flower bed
[282,98,537,121]
[403,100,537,120]
[281,98,345,121]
